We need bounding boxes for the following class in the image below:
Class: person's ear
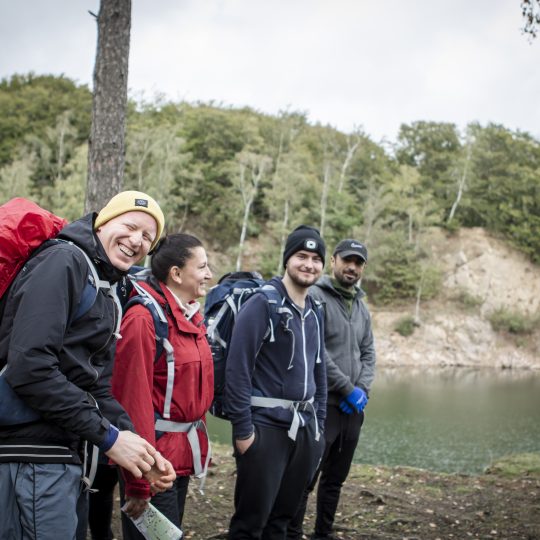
[170,266,182,284]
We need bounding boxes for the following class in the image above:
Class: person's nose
[129,230,143,247]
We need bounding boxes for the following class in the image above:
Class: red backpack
[0,198,118,426]
[0,197,68,298]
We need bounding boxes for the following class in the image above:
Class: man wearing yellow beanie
[94,190,165,271]
[0,191,173,540]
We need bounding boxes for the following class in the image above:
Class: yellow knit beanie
[94,191,165,250]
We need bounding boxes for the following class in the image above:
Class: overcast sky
[1,0,539,143]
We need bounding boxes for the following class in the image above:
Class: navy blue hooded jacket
[224,277,327,440]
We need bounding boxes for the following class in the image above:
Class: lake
[207,367,540,475]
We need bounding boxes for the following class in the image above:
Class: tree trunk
[276,198,289,274]
[319,162,331,236]
[447,140,472,224]
[236,196,253,272]
[235,154,269,271]
[337,135,360,193]
[85,0,131,213]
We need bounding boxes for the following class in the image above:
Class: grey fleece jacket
[309,275,376,406]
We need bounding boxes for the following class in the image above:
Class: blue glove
[344,387,368,413]
[339,398,354,414]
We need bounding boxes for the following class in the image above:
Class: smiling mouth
[119,244,135,257]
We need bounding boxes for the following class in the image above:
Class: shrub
[452,289,483,309]
[394,315,416,337]
[488,308,539,335]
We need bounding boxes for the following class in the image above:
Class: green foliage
[362,231,441,305]
[42,144,87,221]
[1,73,539,284]
[396,121,461,214]
[0,74,91,169]
[488,307,539,335]
[459,123,540,263]
[394,315,416,337]
[418,265,442,300]
[0,150,34,203]
[451,289,483,310]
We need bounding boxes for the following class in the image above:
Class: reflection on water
[207,367,540,475]
[359,367,540,474]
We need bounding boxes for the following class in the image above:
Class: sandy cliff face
[372,228,540,369]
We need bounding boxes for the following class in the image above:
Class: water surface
[208,367,540,474]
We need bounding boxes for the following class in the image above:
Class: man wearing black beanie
[225,225,328,539]
[282,225,326,269]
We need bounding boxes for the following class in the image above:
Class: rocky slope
[372,228,540,370]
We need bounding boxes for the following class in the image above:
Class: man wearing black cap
[225,225,328,539]
[288,239,376,540]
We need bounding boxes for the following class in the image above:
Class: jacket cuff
[125,480,151,500]
[232,422,254,441]
[98,425,119,452]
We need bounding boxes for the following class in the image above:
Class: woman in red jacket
[111,233,214,538]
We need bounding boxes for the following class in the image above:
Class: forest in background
[1,73,539,305]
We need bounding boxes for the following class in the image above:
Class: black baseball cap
[333,239,368,262]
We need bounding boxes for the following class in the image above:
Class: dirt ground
[109,446,540,540]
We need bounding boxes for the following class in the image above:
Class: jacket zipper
[87,291,118,384]
[301,313,308,400]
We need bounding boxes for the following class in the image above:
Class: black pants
[228,421,324,540]
[287,405,364,539]
[76,462,119,540]
[88,464,120,540]
[120,475,190,540]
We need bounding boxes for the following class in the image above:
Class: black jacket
[0,214,133,463]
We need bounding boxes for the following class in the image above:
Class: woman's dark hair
[151,233,203,282]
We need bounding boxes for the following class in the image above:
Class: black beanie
[283,225,326,268]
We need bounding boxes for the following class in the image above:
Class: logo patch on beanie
[134,198,149,208]
[305,239,317,250]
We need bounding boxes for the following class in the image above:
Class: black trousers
[120,475,190,540]
[76,462,119,540]
[228,421,324,540]
[89,463,119,540]
[287,405,364,539]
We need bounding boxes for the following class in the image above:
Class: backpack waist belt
[154,418,211,492]
[250,396,320,442]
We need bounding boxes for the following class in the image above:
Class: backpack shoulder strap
[47,239,119,327]
[124,280,169,361]
[124,280,175,420]
[258,284,292,343]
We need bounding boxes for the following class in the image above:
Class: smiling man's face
[95,211,157,271]
[331,253,366,289]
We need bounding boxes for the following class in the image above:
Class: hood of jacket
[57,213,126,284]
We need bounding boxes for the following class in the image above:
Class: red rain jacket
[112,280,214,499]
